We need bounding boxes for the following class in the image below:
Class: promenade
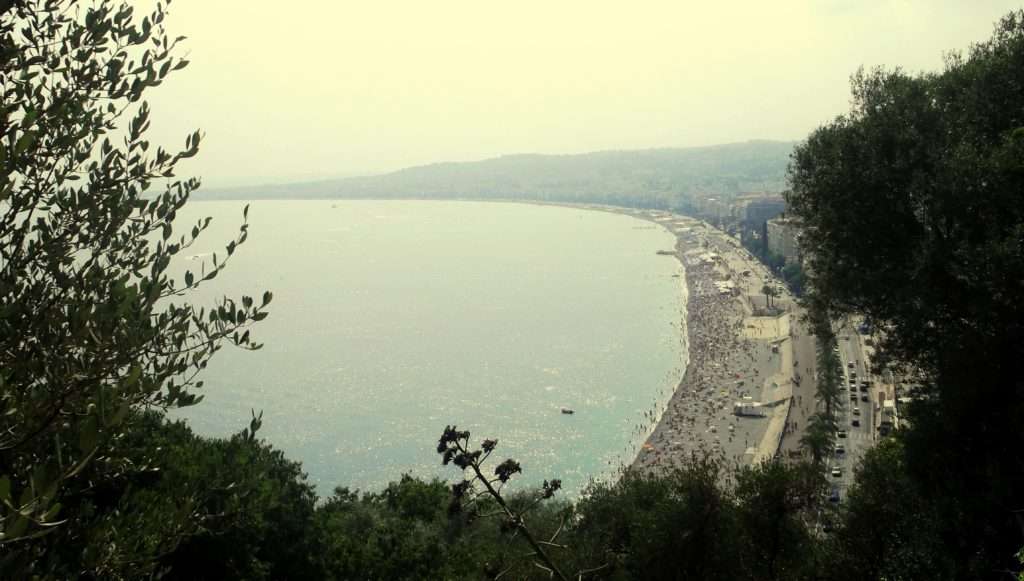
[589,209,818,474]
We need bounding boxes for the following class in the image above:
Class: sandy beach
[571,206,805,474]
[518,200,815,474]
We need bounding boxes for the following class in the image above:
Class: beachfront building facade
[693,195,732,225]
[734,193,786,225]
[730,193,787,260]
[767,217,801,265]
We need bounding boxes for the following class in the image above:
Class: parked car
[860,393,869,402]
[853,407,861,416]
[831,467,842,477]
[851,418,861,427]
[837,430,847,438]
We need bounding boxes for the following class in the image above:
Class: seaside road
[826,322,877,499]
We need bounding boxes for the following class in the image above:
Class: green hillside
[200,140,793,207]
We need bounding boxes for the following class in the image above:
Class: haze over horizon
[142,1,1023,188]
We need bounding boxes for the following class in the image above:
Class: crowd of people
[632,229,784,474]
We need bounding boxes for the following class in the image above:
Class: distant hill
[198,140,794,208]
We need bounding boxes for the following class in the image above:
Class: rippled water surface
[172,200,686,494]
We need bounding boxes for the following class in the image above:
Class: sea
[170,200,687,496]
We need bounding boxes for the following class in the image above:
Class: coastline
[351,198,813,476]
[534,203,802,474]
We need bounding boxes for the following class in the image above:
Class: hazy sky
[142,1,1023,187]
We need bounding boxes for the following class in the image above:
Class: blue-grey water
[171,200,686,495]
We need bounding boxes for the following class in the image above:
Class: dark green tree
[153,415,320,581]
[0,0,269,574]
[827,439,953,581]
[733,460,826,581]
[313,477,483,581]
[780,262,804,295]
[761,283,778,310]
[27,411,320,580]
[572,454,743,581]
[437,425,583,580]
[799,413,836,465]
[787,10,1024,576]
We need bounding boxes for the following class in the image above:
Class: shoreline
[536,203,800,474]
[194,197,808,481]
[479,199,806,475]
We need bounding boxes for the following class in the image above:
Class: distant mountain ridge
[198,140,795,208]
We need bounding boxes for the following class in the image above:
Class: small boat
[560,408,575,415]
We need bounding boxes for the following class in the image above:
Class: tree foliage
[7,0,1024,578]
[571,456,824,581]
[827,439,953,581]
[437,425,581,580]
[25,411,319,580]
[0,0,269,571]
[787,11,1024,576]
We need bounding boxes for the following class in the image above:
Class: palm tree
[801,415,838,465]
[762,284,781,310]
